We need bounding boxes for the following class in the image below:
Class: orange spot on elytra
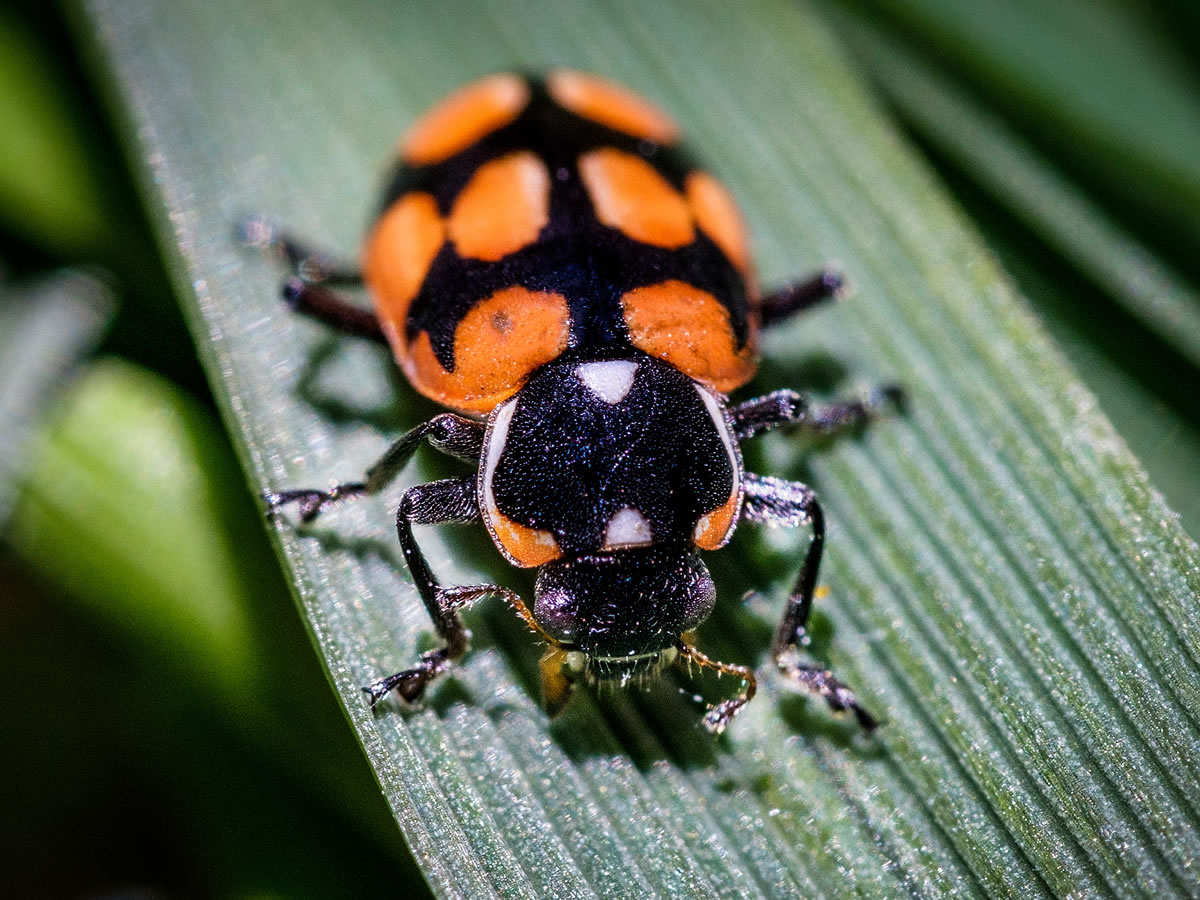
[401,73,530,166]
[579,148,694,249]
[548,69,679,144]
[363,191,445,354]
[448,151,550,261]
[403,287,571,413]
[686,171,751,273]
[621,280,756,392]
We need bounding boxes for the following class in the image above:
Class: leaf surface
[79,0,1200,896]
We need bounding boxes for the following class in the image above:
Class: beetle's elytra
[246,70,900,732]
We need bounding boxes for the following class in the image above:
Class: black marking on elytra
[374,76,750,373]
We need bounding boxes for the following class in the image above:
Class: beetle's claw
[363,668,430,708]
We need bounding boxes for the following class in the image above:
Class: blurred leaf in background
[3,354,422,897]
[0,2,425,894]
[2,0,1198,897]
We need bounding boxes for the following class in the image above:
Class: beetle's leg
[758,268,843,328]
[278,278,386,342]
[238,215,385,341]
[742,473,879,732]
[237,215,363,285]
[675,638,758,733]
[265,413,484,522]
[731,386,903,441]
[364,477,488,705]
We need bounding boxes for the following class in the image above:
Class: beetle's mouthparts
[585,645,679,687]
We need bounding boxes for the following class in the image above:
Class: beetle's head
[533,543,716,685]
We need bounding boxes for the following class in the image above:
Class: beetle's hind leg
[742,472,879,732]
[237,215,363,285]
[237,215,385,341]
[758,268,844,328]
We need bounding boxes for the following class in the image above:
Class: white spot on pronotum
[479,397,560,566]
[602,505,653,549]
[692,381,742,546]
[480,397,516,523]
[576,359,638,404]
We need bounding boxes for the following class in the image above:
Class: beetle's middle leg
[265,413,484,522]
[742,472,879,731]
[731,386,903,441]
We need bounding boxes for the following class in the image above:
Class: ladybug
[244,70,900,732]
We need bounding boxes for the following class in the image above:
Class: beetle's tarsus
[777,654,880,732]
[264,483,367,523]
[235,214,277,251]
[362,657,439,710]
[677,640,757,734]
[702,697,748,734]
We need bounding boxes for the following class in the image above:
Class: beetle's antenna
[477,583,562,646]
[675,640,757,733]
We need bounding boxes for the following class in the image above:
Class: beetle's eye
[531,566,580,644]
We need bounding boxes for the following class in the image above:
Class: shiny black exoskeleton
[246,70,902,732]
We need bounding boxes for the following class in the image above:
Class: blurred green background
[2,0,1198,895]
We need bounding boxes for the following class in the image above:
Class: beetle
[244,70,900,732]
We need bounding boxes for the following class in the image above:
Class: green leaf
[4,363,427,896]
[0,269,110,523]
[0,11,106,256]
[829,10,1200,372]
[77,0,1200,897]
[832,0,1200,253]
[825,8,1200,540]
[6,356,404,851]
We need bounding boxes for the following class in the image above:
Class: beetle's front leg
[365,476,506,706]
[675,638,758,733]
[743,473,879,732]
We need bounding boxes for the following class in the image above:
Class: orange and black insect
[244,70,900,732]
